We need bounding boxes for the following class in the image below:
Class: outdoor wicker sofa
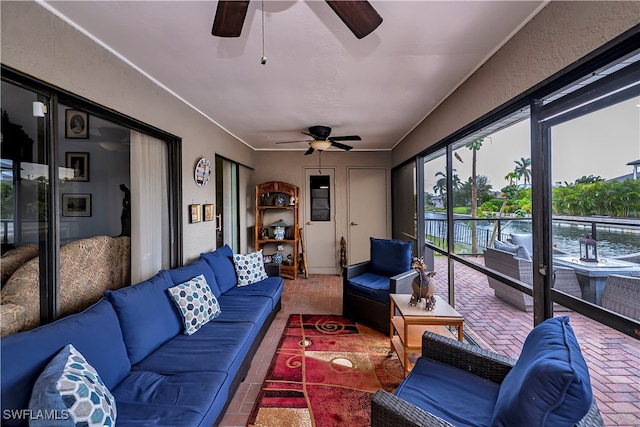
[371,319,604,427]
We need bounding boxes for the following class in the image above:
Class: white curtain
[130,130,169,283]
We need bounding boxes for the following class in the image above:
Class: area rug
[247,314,405,427]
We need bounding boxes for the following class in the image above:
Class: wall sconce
[579,235,598,262]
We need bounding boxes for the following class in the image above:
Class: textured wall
[392,1,640,166]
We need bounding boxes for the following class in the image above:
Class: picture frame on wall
[189,204,201,223]
[62,194,92,217]
[65,109,89,139]
[203,204,214,222]
[66,152,90,182]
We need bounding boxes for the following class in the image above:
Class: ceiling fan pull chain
[260,0,267,65]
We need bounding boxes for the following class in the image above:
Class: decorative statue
[119,184,131,237]
[409,257,436,310]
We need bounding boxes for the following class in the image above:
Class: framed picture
[203,204,214,221]
[189,204,201,223]
[65,110,89,139]
[62,194,91,217]
[66,152,90,182]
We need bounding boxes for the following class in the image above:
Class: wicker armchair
[343,238,416,335]
[372,330,604,427]
[602,274,640,320]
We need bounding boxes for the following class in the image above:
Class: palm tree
[466,139,483,253]
[433,171,447,206]
[514,157,531,187]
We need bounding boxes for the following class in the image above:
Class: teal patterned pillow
[233,250,269,286]
[167,274,221,335]
[29,344,116,427]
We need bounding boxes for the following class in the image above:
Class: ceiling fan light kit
[309,140,332,151]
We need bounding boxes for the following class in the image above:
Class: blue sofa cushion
[167,274,221,335]
[201,245,237,293]
[491,316,593,426]
[29,344,117,427]
[214,294,272,326]
[222,276,284,310]
[167,257,221,298]
[233,250,268,286]
[112,370,227,426]
[395,357,500,427]
[369,237,413,277]
[104,270,182,365]
[346,273,390,303]
[132,321,255,375]
[0,299,130,419]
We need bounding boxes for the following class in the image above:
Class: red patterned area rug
[247,314,405,427]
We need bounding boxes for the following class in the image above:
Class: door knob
[351,222,358,226]
[306,221,311,225]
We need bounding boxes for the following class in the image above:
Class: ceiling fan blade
[329,135,361,142]
[325,1,383,39]
[330,141,353,151]
[275,139,312,144]
[304,147,315,155]
[212,1,250,37]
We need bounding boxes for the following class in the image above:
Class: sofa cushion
[112,370,227,427]
[491,316,593,426]
[395,357,500,427]
[201,245,237,293]
[132,321,255,376]
[29,344,117,427]
[233,250,268,286]
[167,257,221,298]
[346,272,390,303]
[104,270,182,365]
[0,299,130,418]
[222,276,284,310]
[167,274,221,335]
[369,237,413,277]
[214,294,272,326]
[494,239,531,261]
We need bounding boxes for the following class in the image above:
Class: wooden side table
[390,293,464,376]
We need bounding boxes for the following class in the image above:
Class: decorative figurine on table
[276,195,286,206]
[270,219,288,240]
[409,257,437,310]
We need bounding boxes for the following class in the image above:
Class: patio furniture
[485,247,582,312]
[554,256,640,305]
[602,274,640,320]
[343,237,416,334]
[371,317,604,427]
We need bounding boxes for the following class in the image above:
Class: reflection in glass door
[215,156,239,251]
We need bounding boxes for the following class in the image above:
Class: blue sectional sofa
[1,245,283,427]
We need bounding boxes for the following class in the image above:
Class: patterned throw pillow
[233,250,269,287]
[29,344,116,427]
[167,274,221,335]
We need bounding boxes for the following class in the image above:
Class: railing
[424,214,640,257]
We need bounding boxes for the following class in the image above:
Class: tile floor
[219,269,640,427]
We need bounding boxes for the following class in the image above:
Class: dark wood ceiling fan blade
[329,135,361,142]
[275,139,312,144]
[212,1,250,37]
[331,141,353,151]
[325,1,383,39]
[304,147,315,155]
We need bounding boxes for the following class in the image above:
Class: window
[310,175,330,222]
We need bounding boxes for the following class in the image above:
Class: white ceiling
[41,0,546,152]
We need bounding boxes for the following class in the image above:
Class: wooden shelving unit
[255,181,299,279]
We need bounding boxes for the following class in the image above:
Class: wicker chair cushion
[491,316,592,426]
[346,272,390,303]
[395,357,500,427]
[369,237,413,277]
[493,239,531,261]
[510,233,533,255]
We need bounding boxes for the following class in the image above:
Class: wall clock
[194,157,211,188]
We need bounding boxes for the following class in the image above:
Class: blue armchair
[342,237,416,334]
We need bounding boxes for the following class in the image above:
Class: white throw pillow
[167,274,221,335]
[233,250,269,286]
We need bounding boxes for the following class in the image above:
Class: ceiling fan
[212,1,383,39]
[275,125,361,155]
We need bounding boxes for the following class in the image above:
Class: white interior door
[348,168,388,264]
[304,168,337,274]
